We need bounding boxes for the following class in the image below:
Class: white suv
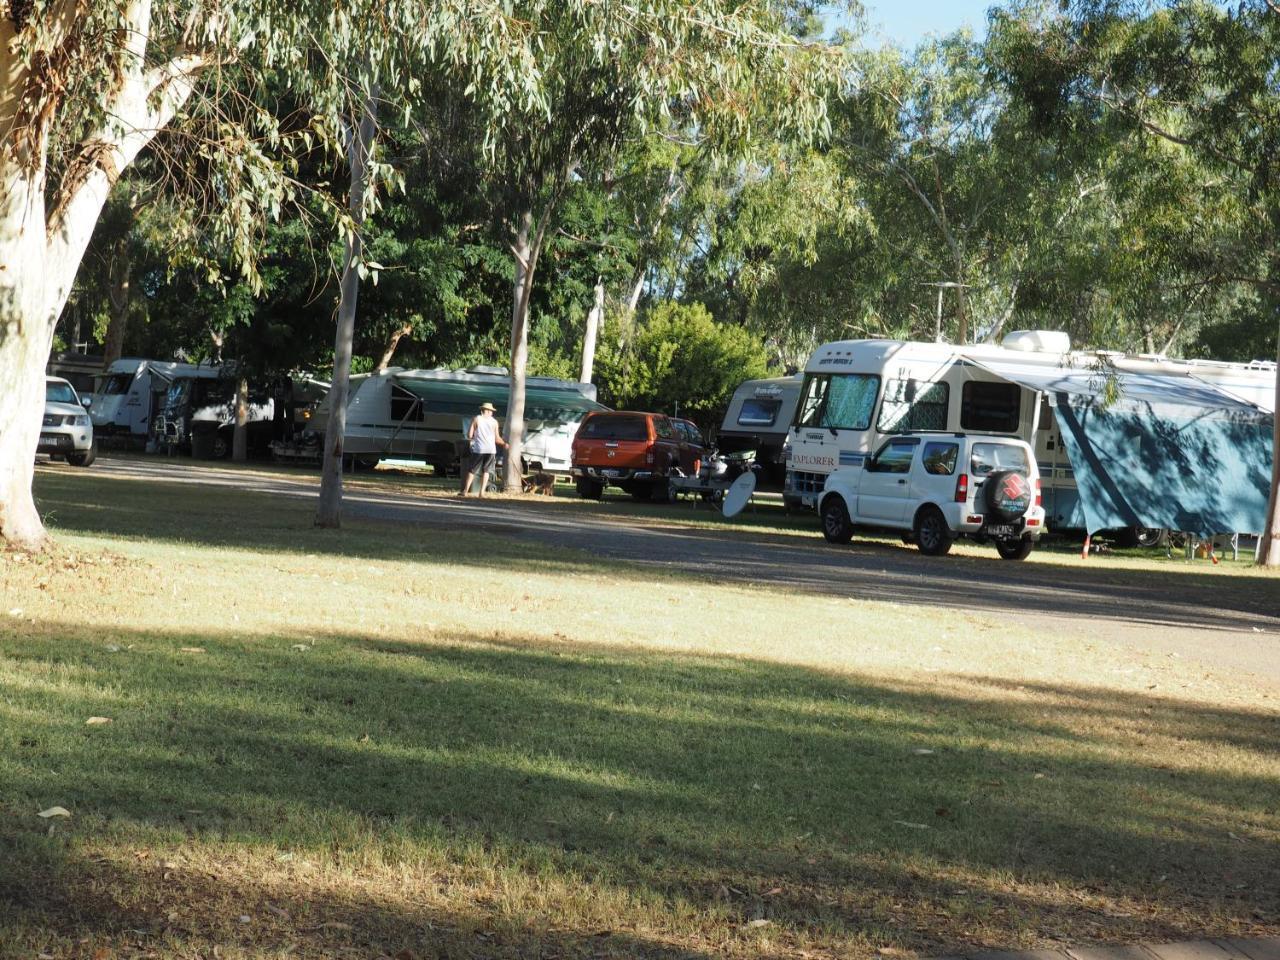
[39,377,97,467]
[818,433,1045,560]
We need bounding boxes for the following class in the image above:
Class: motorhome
[154,373,275,458]
[784,331,1277,541]
[716,375,802,486]
[308,366,606,475]
[91,359,222,443]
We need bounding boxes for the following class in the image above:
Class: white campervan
[785,334,1055,509]
[783,330,1276,541]
[92,359,222,442]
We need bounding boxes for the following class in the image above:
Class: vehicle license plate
[986,524,1016,538]
[39,433,63,446]
[602,468,622,478]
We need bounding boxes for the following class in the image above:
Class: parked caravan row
[308,366,605,475]
[783,330,1277,542]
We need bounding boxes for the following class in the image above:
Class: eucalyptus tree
[462,0,842,493]
[988,0,1280,563]
[0,0,542,547]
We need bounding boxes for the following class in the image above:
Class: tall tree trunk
[580,277,603,384]
[232,375,249,462]
[316,85,379,529]
[102,238,130,368]
[503,210,533,492]
[374,321,413,373]
[0,0,203,550]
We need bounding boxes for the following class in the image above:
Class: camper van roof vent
[467,364,509,376]
[1002,330,1071,354]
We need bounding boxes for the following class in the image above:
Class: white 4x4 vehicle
[39,377,96,467]
[818,433,1045,560]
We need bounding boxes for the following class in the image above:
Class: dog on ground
[521,471,556,495]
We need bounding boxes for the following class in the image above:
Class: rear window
[970,442,1029,477]
[738,397,781,427]
[579,415,649,441]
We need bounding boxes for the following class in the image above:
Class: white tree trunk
[316,85,379,528]
[0,0,203,549]
[503,210,533,492]
[232,375,249,462]
[580,277,603,384]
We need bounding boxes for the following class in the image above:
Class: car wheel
[1114,526,1167,549]
[914,506,953,556]
[211,430,232,459]
[576,477,604,500]
[995,537,1033,561]
[66,441,97,468]
[820,495,854,544]
[628,482,653,502]
[649,475,672,503]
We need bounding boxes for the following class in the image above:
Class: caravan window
[877,379,949,433]
[101,374,133,395]
[390,385,426,422]
[797,373,879,430]
[738,397,782,427]
[961,381,1021,433]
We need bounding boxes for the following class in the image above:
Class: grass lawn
[2,468,1278,960]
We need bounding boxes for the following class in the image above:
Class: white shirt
[470,415,498,454]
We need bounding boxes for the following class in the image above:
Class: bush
[597,301,771,425]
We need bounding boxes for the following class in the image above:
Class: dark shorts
[467,451,496,475]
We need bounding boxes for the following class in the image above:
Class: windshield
[45,381,78,405]
[578,415,648,441]
[970,442,1029,477]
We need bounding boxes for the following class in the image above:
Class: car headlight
[72,414,90,426]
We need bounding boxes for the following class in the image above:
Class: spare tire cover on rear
[984,470,1032,522]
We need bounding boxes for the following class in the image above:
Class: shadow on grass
[36,466,1280,642]
[3,624,1278,957]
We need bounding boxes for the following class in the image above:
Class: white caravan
[716,375,803,486]
[91,358,222,441]
[784,330,1277,537]
[310,366,605,474]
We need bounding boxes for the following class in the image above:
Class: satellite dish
[722,471,757,518]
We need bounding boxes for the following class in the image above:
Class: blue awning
[965,356,1274,536]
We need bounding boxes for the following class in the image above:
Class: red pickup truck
[571,411,703,501]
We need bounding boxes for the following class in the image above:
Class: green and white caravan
[784,331,1276,544]
[311,365,606,475]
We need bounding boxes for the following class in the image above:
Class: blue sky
[847,1,995,48]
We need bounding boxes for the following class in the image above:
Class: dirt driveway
[71,456,1280,685]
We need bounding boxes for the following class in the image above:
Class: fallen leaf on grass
[912,749,935,755]
[85,716,112,725]
[315,922,353,932]
[763,887,783,897]
[1228,831,1249,843]
[291,644,309,651]
[892,820,929,830]
[742,919,772,929]
[265,905,290,920]
[38,806,71,818]
[179,647,205,654]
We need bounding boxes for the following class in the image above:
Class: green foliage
[597,301,771,423]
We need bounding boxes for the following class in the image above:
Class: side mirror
[81,396,92,409]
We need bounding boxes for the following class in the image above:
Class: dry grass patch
[1,471,1278,959]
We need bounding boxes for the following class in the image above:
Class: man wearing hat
[460,401,508,497]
